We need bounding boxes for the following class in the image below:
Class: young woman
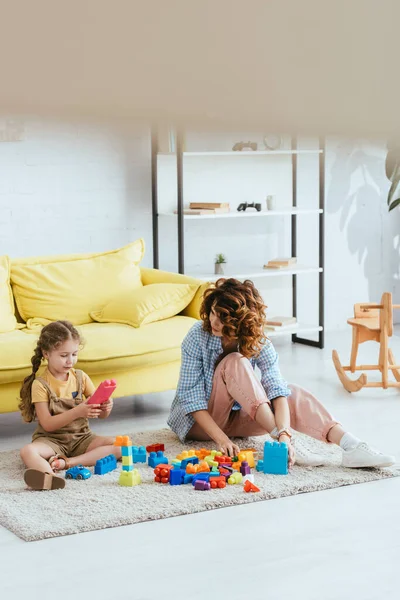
[19,320,120,490]
[168,278,395,468]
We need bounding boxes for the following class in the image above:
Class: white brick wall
[0,119,153,265]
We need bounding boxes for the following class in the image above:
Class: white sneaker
[341,442,396,468]
[292,437,326,467]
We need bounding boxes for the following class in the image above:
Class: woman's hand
[215,434,240,458]
[76,400,102,419]
[279,434,295,468]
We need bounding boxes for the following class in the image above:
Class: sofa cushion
[90,283,199,328]
[0,316,196,384]
[0,255,17,333]
[10,239,144,325]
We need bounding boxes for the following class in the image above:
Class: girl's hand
[100,399,113,417]
[76,400,102,419]
[280,434,295,468]
[215,434,240,458]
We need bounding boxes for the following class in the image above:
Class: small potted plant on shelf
[215,253,226,275]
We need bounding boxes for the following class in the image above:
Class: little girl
[19,320,121,490]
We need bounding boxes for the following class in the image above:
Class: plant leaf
[389,197,400,212]
[387,163,400,206]
[385,149,400,180]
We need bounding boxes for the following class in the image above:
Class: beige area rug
[1,428,399,542]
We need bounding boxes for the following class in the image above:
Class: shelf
[266,325,323,338]
[160,208,323,219]
[187,265,323,281]
[158,150,323,157]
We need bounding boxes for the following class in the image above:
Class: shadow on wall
[326,139,400,312]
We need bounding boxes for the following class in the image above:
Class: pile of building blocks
[256,441,288,475]
[114,435,142,487]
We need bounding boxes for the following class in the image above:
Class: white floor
[1,330,400,600]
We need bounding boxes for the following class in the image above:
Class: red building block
[154,464,174,484]
[244,480,261,493]
[209,475,226,489]
[146,443,165,453]
[214,455,232,466]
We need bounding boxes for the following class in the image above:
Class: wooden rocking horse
[332,292,400,392]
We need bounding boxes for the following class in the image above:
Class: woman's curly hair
[200,278,267,358]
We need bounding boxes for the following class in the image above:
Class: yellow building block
[119,469,141,487]
[122,456,133,467]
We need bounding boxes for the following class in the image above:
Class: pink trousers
[187,352,339,442]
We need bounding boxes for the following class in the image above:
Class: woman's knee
[222,352,250,371]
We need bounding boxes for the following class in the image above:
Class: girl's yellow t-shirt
[31,368,95,403]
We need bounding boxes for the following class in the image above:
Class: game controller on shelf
[237,202,262,212]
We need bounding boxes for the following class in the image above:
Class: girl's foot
[48,454,70,472]
[24,469,66,490]
[341,442,396,468]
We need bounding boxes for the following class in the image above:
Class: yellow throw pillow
[11,240,145,325]
[0,255,17,333]
[90,283,199,328]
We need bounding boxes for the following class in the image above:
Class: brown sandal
[24,469,66,491]
[48,454,71,471]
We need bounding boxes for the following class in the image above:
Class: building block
[122,455,133,467]
[114,435,132,447]
[176,450,196,461]
[183,474,194,484]
[171,459,182,468]
[87,379,117,405]
[193,448,210,460]
[121,446,133,457]
[180,456,199,470]
[257,441,288,475]
[94,454,117,475]
[146,443,165,453]
[219,464,234,473]
[132,446,147,463]
[122,464,134,472]
[242,473,255,484]
[240,461,251,476]
[191,473,213,485]
[119,469,141,487]
[154,464,174,483]
[209,475,226,489]
[169,469,186,486]
[238,450,256,468]
[214,455,232,465]
[148,451,168,468]
[194,480,210,491]
[244,480,260,493]
[228,472,243,485]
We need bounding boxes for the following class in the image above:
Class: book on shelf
[266,323,299,332]
[263,257,297,269]
[189,202,230,209]
[266,316,297,327]
[174,206,230,215]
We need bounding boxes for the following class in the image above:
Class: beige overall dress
[32,369,97,457]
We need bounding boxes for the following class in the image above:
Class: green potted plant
[214,253,226,275]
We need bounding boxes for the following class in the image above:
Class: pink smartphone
[87,379,117,405]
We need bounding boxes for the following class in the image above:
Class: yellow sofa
[0,241,207,414]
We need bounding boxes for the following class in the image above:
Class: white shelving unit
[152,135,325,348]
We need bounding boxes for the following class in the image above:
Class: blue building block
[191,473,214,485]
[180,456,199,470]
[258,441,288,475]
[171,459,182,468]
[121,446,133,457]
[132,446,146,463]
[94,454,118,475]
[183,474,194,484]
[148,451,169,469]
[122,464,134,472]
[169,469,185,486]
